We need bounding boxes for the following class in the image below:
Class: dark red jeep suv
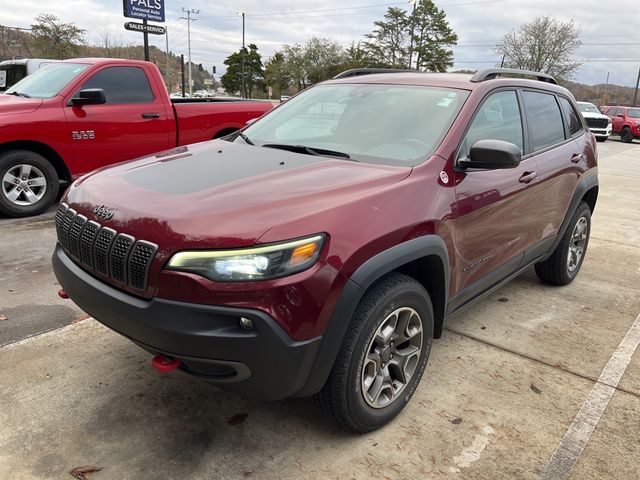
[53,68,598,432]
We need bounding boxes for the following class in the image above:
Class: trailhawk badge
[93,205,114,221]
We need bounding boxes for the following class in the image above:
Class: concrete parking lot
[0,140,638,479]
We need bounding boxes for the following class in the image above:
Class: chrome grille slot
[68,215,87,259]
[109,234,135,283]
[80,221,100,268]
[55,203,158,292]
[93,228,116,276]
[128,241,158,290]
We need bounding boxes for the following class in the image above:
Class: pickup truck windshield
[5,63,89,99]
[578,102,600,114]
[241,84,469,166]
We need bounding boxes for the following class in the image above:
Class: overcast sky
[1,0,639,86]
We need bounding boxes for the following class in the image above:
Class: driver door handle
[141,112,160,119]
[518,171,537,184]
[571,153,583,163]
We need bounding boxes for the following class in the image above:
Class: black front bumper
[52,245,322,401]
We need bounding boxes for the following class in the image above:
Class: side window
[79,67,154,104]
[522,91,565,151]
[459,90,523,159]
[558,97,583,137]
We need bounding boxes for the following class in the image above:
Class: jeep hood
[65,140,411,249]
[0,94,43,115]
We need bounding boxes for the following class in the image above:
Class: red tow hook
[151,355,181,373]
[57,289,69,299]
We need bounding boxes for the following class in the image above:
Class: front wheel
[0,150,59,218]
[317,272,433,432]
[535,201,591,285]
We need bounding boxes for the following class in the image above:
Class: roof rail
[470,68,557,85]
[332,68,415,79]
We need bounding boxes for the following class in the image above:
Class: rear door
[63,65,173,174]
[522,91,587,263]
[450,89,539,305]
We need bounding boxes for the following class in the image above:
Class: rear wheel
[317,273,433,432]
[535,201,591,285]
[620,127,633,143]
[0,150,59,218]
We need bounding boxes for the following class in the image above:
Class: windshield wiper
[262,143,354,160]
[6,91,31,98]
[235,131,254,145]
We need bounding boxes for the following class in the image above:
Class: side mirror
[460,139,521,170]
[69,88,106,106]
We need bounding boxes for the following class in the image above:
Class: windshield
[240,83,469,166]
[578,102,600,114]
[5,63,89,99]
[628,109,640,119]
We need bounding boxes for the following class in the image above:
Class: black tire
[0,150,59,218]
[317,272,434,432]
[596,136,607,143]
[620,127,633,143]
[535,201,591,286]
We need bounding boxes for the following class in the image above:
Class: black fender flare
[549,173,598,254]
[296,235,450,397]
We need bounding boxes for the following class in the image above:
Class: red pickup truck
[601,105,640,143]
[0,58,273,217]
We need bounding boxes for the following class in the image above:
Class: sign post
[123,0,166,62]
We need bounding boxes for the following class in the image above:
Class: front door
[450,89,539,306]
[63,65,173,174]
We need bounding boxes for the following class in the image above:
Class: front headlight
[166,234,325,281]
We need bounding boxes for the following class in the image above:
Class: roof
[327,71,570,95]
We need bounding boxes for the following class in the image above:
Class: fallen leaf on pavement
[451,417,463,425]
[530,384,542,395]
[0,315,7,321]
[69,466,102,479]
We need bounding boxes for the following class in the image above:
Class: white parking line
[538,312,640,480]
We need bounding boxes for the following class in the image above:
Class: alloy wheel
[2,164,47,206]
[361,307,423,409]
[567,216,588,272]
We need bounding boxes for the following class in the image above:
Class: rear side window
[80,66,154,104]
[459,90,524,159]
[522,91,565,151]
[558,97,583,137]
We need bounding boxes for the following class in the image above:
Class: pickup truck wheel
[317,272,433,432]
[0,150,59,218]
[620,127,633,143]
[535,201,591,286]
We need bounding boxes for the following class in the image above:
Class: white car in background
[577,101,612,142]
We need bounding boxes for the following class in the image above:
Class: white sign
[0,70,6,88]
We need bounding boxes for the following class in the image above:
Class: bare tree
[496,16,582,80]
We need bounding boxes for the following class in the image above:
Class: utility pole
[180,7,199,97]
[407,0,417,70]
[238,12,246,98]
[181,54,185,98]
[603,71,610,106]
[143,19,149,61]
[633,66,640,107]
[165,26,170,91]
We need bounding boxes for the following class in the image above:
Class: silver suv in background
[577,101,612,142]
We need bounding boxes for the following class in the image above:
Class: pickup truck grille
[55,202,158,291]
[585,118,609,129]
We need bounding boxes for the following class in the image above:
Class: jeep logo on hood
[93,205,114,221]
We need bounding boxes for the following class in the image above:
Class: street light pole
[238,12,246,99]
[407,0,417,70]
[181,7,200,97]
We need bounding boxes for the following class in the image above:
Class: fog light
[239,317,254,330]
